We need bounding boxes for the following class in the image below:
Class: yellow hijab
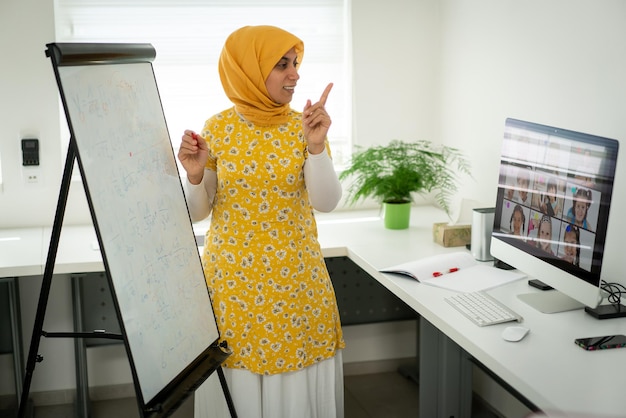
[218,26,304,126]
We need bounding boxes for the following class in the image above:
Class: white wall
[351,0,441,148]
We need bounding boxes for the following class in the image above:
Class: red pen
[432,267,459,278]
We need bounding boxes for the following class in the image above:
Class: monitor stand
[517,291,584,314]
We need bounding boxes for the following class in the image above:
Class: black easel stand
[18,141,237,418]
[217,366,237,416]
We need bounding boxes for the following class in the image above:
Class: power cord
[584,280,626,319]
[600,280,626,305]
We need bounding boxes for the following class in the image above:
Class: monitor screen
[491,118,619,313]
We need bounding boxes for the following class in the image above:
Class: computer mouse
[502,325,529,342]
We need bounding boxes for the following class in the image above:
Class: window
[54,0,351,167]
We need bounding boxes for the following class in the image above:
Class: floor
[6,370,499,418]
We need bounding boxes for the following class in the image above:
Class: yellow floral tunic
[200,107,345,375]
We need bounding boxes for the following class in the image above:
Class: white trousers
[194,350,344,418]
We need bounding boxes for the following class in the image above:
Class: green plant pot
[382,201,411,229]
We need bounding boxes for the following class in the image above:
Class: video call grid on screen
[494,118,618,285]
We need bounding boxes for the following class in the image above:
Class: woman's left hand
[303,83,333,155]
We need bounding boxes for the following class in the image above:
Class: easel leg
[216,367,238,418]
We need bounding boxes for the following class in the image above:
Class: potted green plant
[339,140,471,229]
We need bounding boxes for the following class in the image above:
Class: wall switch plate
[21,138,39,166]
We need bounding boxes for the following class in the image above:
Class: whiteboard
[57,61,219,404]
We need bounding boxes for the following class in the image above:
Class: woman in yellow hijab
[178,26,345,418]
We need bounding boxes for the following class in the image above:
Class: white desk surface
[42,225,103,275]
[3,206,626,416]
[0,227,45,277]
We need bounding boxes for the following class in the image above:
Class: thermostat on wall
[21,138,39,166]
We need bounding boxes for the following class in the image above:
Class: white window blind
[54,0,351,166]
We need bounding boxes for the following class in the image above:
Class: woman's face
[539,221,552,251]
[265,47,300,104]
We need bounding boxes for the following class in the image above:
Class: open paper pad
[380,252,526,292]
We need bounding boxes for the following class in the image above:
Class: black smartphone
[575,335,626,351]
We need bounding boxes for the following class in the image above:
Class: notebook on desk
[380,251,526,293]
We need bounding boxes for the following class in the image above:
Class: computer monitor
[491,118,619,313]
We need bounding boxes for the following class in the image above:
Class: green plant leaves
[339,140,471,214]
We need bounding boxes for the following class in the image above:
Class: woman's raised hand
[303,83,333,155]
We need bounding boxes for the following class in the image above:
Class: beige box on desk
[433,222,471,247]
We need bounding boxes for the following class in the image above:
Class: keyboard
[445,291,523,327]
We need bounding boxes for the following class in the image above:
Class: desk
[4,206,626,417]
[317,207,626,417]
